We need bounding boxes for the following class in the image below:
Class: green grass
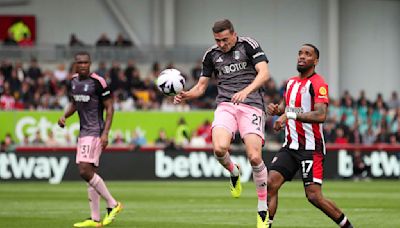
[0,180,399,227]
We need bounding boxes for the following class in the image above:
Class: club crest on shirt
[234,51,240,60]
[319,87,327,95]
[300,86,307,94]
[84,84,89,92]
[72,85,75,90]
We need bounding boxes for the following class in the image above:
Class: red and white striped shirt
[283,73,329,153]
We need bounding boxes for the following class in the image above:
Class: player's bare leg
[243,134,269,227]
[267,170,285,227]
[305,184,353,228]
[212,127,241,198]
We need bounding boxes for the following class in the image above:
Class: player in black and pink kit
[58,52,122,227]
[267,44,353,228]
[174,19,271,228]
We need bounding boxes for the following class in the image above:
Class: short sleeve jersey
[69,73,111,137]
[283,73,329,152]
[201,36,269,110]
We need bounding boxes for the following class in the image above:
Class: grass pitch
[0,180,399,227]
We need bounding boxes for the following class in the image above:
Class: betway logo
[338,150,400,177]
[155,150,252,181]
[0,153,69,184]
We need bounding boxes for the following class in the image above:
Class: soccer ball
[156,69,185,96]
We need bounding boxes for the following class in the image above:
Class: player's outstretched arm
[174,76,209,104]
[101,97,114,149]
[58,103,76,128]
[231,61,269,104]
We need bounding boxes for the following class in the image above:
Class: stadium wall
[1,145,399,184]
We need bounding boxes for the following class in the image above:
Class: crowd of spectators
[69,33,133,48]
[0,57,217,112]
[1,56,399,148]
[263,84,400,145]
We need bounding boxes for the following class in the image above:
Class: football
[156,69,185,96]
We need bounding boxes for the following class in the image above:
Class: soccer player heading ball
[174,19,271,227]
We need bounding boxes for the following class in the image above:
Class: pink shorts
[76,136,102,167]
[212,102,266,142]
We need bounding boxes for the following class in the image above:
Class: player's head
[212,19,237,53]
[74,51,91,76]
[297,44,319,74]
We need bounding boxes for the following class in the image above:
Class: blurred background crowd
[1,52,399,150]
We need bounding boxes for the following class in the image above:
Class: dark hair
[74,51,91,60]
[303,43,319,59]
[212,19,234,33]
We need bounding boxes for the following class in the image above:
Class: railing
[0,45,208,63]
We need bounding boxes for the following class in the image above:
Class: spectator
[54,63,68,82]
[387,91,400,110]
[0,82,15,110]
[155,128,169,145]
[21,134,30,146]
[96,61,108,78]
[362,125,376,145]
[96,33,111,46]
[195,119,212,145]
[14,60,26,82]
[129,128,147,149]
[0,59,13,79]
[1,133,16,152]
[147,62,161,81]
[45,130,59,147]
[31,131,44,145]
[124,59,137,84]
[69,33,84,46]
[334,127,348,144]
[112,130,125,145]
[26,58,42,82]
[175,117,190,147]
[114,33,132,47]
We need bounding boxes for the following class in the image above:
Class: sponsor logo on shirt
[319,87,327,95]
[220,62,248,74]
[73,94,90,102]
[285,106,304,114]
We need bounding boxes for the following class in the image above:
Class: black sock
[334,213,353,228]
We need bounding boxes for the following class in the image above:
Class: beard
[297,64,313,73]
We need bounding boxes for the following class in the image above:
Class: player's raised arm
[174,76,210,104]
[231,61,270,104]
